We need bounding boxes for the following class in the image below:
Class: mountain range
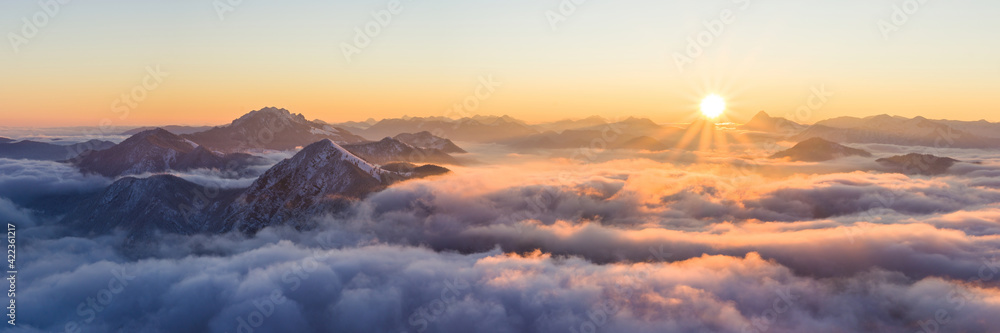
[343,137,460,165]
[349,115,539,142]
[61,138,451,238]
[11,107,1000,241]
[74,128,266,178]
[122,125,215,136]
[0,139,115,161]
[792,115,999,149]
[183,107,367,152]
[393,131,467,154]
[739,111,806,134]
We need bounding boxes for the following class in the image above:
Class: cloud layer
[6,145,1000,333]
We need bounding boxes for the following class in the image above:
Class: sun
[700,94,726,119]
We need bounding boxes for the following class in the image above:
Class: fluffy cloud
[8,145,1000,333]
[0,158,110,205]
[10,239,1000,333]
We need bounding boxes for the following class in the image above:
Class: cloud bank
[6,146,1000,333]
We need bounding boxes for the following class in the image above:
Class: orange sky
[2,1,998,127]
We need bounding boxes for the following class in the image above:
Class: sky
[1,0,998,127]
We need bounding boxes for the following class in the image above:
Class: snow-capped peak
[311,139,385,181]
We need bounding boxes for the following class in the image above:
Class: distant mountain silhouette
[393,131,467,153]
[739,111,805,134]
[507,129,611,149]
[183,107,367,152]
[344,137,460,165]
[770,137,872,162]
[0,139,115,161]
[931,119,1000,139]
[330,118,378,131]
[877,153,958,175]
[360,115,538,142]
[794,115,999,148]
[122,125,214,136]
[534,116,611,133]
[0,137,13,144]
[505,117,679,150]
[587,117,663,134]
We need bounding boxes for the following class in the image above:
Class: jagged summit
[230,107,307,127]
[183,107,367,152]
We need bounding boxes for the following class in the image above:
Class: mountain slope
[63,175,238,238]
[770,138,872,162]
[75,128,263,177]
[222,139,396,233]
[63,138,452,237]
[393,131,467,153]
[183,107,367,152]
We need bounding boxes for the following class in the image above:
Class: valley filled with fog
[3,109,1000,333]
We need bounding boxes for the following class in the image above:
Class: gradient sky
[1,0,998,127]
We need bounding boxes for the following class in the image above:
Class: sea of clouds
[3,143,1000,333]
